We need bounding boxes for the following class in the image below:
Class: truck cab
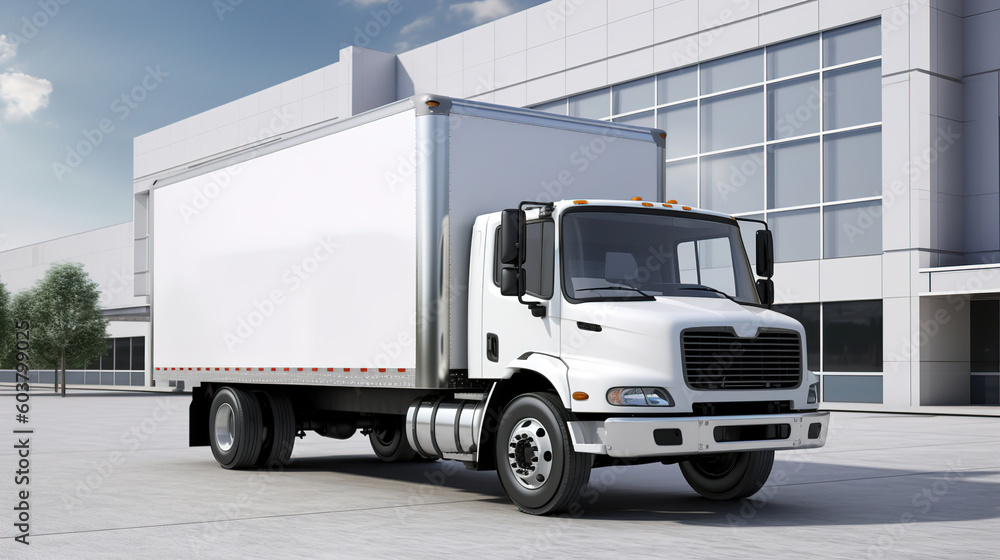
[466,199,828,512]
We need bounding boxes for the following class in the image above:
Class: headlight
[607,387,674,407]
[807,382,819,404]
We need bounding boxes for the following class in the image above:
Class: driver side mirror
[756,278,774,306]
[755,229,774,279]
[499,209,524,266]
[500,267,524,297]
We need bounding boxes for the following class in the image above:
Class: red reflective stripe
[378,368,386,372]
[398,368,406,372]
[271,368,276,371]
[361,368,368,372]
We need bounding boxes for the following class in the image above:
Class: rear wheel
[495,392,591,515]
[209,387,263,470]
[255,391,296,468]
[679,450,774,500]
[369,416,420,463]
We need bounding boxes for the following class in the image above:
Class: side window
[676,237,737,295]
[492,222,554,299]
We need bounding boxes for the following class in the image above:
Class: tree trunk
[60,347,66,398]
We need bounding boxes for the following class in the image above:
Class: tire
[255,391,296,468]
[369,415,419,463]
[209,387,263,470]
[679,450,774,500]
[495,392,592,515]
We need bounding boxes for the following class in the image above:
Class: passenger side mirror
[500,267,524,297]
[755,229,774,279]
[756,278,774,306]
[500,209,524,265]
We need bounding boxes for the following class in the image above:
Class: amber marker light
[426,100,440,107]
[573,200,588,204]
[642,202,653,207]
[667,199,678,204]
[572,392,590,401]
[632,196,643,201]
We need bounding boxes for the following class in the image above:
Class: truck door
[481,215,560,378]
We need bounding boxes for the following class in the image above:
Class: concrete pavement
[0,390,997,559]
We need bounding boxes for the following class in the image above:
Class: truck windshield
[561,209,759,304]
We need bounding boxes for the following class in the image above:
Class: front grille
[682,329,801,390]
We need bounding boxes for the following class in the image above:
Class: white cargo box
[135,95,665,388]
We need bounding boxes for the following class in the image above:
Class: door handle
[486,333,499,363]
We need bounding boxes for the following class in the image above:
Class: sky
[0,0,548,250]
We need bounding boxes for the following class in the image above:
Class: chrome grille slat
[681,330,802,390]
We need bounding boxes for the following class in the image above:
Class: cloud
[450,0,517,25]
[400,15,433,36]
[0,72,53,121]
[0,34,18,64]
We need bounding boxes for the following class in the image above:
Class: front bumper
[567,411,830,458]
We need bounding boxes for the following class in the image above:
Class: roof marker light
[632,196,643,201]
[662,203,673,208]
[426,100,440,107]
[641,202,653,207]
[667,199,678,204]
[682,206,692,210]
[573,200,588,204]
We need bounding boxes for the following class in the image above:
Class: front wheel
[679,450,774,500]
[495,392,591,515]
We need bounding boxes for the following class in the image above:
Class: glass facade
[0,336,147,387]
[535,18,883,264]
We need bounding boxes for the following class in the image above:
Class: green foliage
[0,280,11,368]
[18,263,109,370]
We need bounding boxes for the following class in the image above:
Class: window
[664,159,698,206]
[613,76,655,115]
[701,49,763,94]
[768,138,820,208]
[657,66,697,104]
[700,148,765,214]
[534,99,566,115]
[569,88,610,119]
[772,303,821,371]
[823,200,882,258]
[677,237,737,295]
[99,340,113,371]
[658,101,698,158]
[701,88,764,152]
[114,338,130,371]
[824,127,881,201]
[131,336,145,371]
[767,35,819,79]
[770,208,820,262]
[823,300,882,372]
[614,110,654,127]
[768,76,821,140]
[823,61,881,130]
[822,19,880,67]
[823,375,883,403]
[493,222,554,299]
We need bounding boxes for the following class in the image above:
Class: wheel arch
[475,355,570,471]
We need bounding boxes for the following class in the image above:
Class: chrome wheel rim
[506,418,554,490]
[215,402,235,452]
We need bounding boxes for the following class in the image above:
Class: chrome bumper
[567,412,830,458]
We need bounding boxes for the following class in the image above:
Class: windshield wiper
[679,285,736,301]
[577,285,652,297]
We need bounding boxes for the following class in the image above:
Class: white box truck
[134,94,829,515]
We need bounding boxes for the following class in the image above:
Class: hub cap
[506,418,553,490]
[215,402,235,452]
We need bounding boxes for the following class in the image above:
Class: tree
[23,263,109,397]
[0,280,11,368]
